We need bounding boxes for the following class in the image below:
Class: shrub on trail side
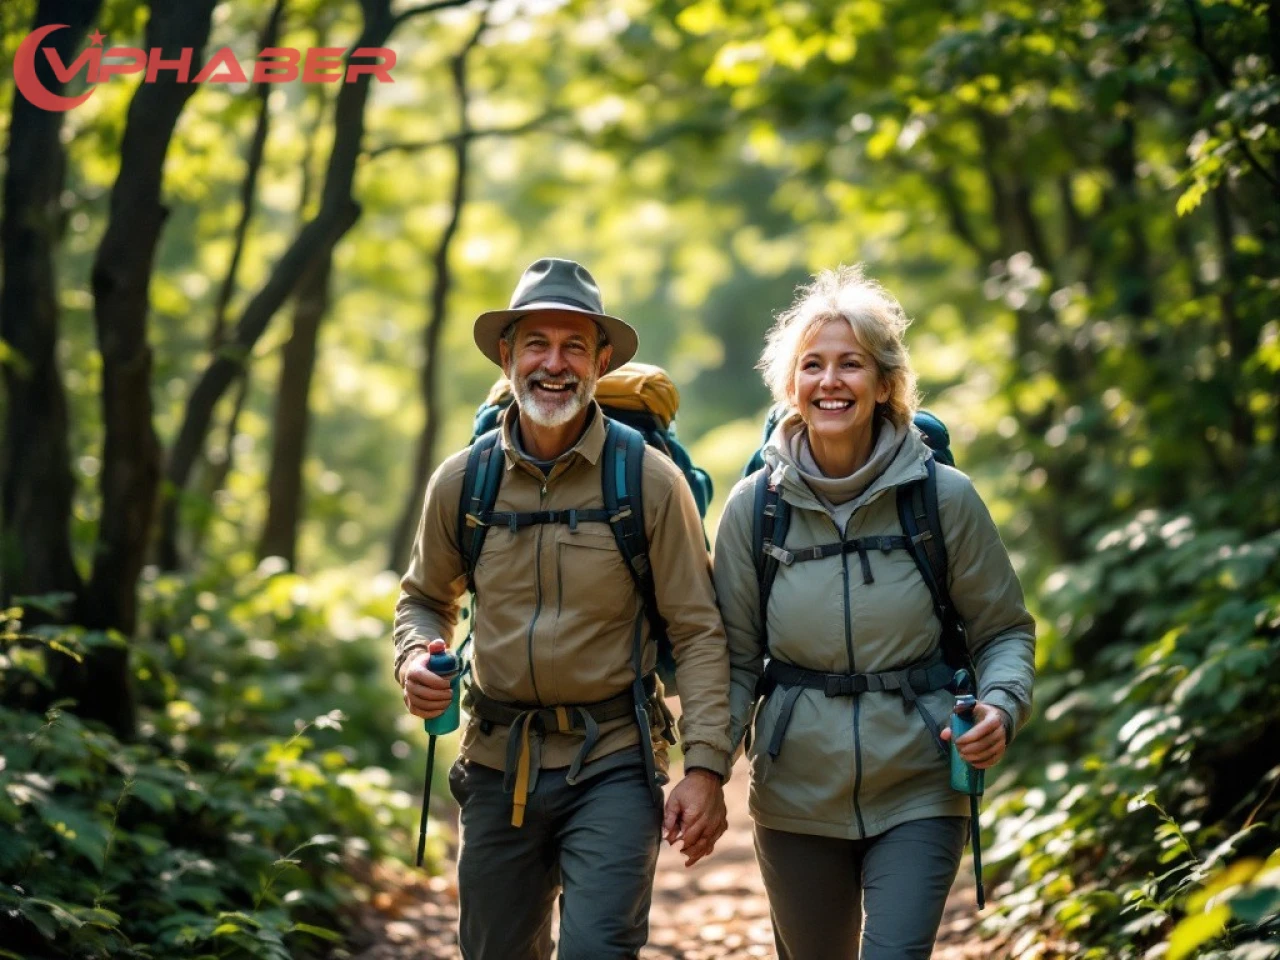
[982,512,1280,960]
[0,565,438,959]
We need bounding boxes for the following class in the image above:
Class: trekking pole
[416,649,461,868]
[950,670,986,909]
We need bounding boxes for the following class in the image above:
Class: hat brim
[473,303,638,373]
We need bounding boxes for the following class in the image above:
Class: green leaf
[287,922,343,942]
[1167,905,1230,960]
[36,800,110,867]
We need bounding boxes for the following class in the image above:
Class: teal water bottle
[423,650,461,737]
[950,691,985,796]
[950,670,986,908]
[416,649,460,868]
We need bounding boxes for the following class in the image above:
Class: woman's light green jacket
[714,421,1036,840]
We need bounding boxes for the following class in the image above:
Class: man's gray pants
[755,816,967,960]
[449,759,662,960]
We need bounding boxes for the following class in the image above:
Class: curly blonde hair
[758,264,919,428]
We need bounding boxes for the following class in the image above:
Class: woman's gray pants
[449,759,662,960]
[755,817,967,960]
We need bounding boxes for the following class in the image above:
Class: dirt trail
[349,759,992,959]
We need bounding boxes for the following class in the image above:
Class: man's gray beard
[515,370,598,428]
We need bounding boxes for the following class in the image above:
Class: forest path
[349,758,994,959]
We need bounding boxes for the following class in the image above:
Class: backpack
[460,363,711,695]
[748,406,972,677]
[472,363,713,523]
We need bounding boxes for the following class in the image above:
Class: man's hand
[402,639,454,720]
[939,701,1008,770]
[662,768,727,868]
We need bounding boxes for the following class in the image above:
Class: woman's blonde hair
[758,264,919,428]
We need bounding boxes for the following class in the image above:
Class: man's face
[499,313,613,428]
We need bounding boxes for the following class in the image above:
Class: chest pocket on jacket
[556,528,635,624]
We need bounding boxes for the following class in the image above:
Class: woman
[714,265,1036,960]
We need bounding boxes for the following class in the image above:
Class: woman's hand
[939,701,1008,770]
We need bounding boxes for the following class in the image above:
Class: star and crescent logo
[13,24,98,113]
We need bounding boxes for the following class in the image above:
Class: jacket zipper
[526,478,548,703]
[835,515,867,837]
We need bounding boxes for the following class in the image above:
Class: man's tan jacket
[394,402,732,788]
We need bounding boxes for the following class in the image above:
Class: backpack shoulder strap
[457,429,503,593]
[897,456,970,672]
[750,467,789,652]
[601,419,665,640]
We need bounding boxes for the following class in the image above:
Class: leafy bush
[0,563,438,959]
[982,511,1280,959]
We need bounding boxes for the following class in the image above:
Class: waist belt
[466,674,659,827]
[761,657,955,761]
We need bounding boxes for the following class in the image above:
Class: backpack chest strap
[764,534,914,585]
[469,507,614,534]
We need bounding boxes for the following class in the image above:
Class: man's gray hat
[473,258,638,373]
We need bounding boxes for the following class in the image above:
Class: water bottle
[949,690,985,797]
[423,649,461,736]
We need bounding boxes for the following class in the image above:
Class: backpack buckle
[824,674,853,697]
[567,509,578,533]
[763,543,794,566]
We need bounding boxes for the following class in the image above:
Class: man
[394,258,732,960]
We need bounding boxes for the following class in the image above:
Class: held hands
[662,769,728,868]
[940,701,1008,770]
[402,639,454,720]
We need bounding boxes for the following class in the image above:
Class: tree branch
[931,166,997,264]
[208,0,287,352]
[392,0,474,29]
[367,112,562,158]
[1183,0,1280,190]
[390,9,487,569]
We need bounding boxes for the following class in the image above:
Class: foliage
[0,565,438,959]
[982,513,1280,958]
[2,0,1279,954]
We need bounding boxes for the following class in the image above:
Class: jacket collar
[763,412,930,514]
[499,399,607,471]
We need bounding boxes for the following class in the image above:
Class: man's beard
[514,366,598,428]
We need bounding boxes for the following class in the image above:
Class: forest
[0,0,1277,957]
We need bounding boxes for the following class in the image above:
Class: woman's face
[792,319,889,445]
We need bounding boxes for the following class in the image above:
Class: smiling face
[499,312,612,428]
[792,318,889,446]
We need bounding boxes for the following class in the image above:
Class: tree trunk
[0,0,100,619]
[162,5,407,555]
[257,81,338,569]
[156,0,288,571]
[257,249,338,568]
[186,373,250,560]
[389,18,484,571]
[78,0,218,737]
